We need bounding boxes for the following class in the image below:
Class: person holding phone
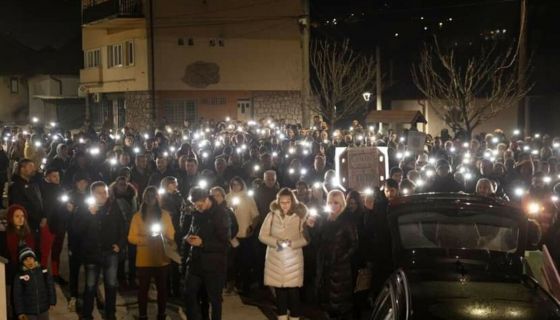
[183,187,229,320]
[77,181,126,320]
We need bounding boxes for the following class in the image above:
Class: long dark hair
[140,186,162,221]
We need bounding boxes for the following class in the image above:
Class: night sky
[0,0,80,50]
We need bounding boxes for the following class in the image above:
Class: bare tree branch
[310,39,377,127]
[411,38,532,137]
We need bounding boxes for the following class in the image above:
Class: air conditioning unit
[92,92,103,103]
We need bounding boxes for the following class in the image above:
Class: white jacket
[259,201,308,288]
[226,191,259,239]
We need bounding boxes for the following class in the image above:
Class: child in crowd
[12,247,56,320]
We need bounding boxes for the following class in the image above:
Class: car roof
[389,192,522,217]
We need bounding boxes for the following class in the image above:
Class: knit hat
[18,246,36,263]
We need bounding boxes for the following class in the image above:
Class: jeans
[69,252,83,298]
[82,253,119,320]
[137,266,168,319]
[185,273,225,320]
[275,287,301,317]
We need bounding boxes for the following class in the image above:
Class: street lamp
[362,91,372,102]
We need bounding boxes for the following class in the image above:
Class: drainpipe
[148,0,157,121]
[49,75,63,121]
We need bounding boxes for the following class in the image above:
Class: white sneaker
[68,297,77,312]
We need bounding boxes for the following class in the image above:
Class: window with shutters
[108,43,124,68]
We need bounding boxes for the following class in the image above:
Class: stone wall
[124,91,155,129]
[252,91,303,124]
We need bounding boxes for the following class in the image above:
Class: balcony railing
[82,0,144,25]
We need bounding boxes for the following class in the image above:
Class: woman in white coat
[259,187,309,320]
[225,176,259,293]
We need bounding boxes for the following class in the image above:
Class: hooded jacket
[12,262,56,316]
[259,201,308,288]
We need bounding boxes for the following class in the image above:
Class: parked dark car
[370,193,560,320]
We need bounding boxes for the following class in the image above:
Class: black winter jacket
[12,265,56,316]
[8,175,44,230]
[39,180,66,234]
[183,197,229,276]
[316,210,359,316]
[75,201,126,264]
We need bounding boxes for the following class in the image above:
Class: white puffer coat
[259,201,308,288]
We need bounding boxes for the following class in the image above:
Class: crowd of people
[1,115,560,320]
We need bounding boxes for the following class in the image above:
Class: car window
[398,212,519,252]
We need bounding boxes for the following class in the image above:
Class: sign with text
[337,147,388,190]
[407,131,426,154]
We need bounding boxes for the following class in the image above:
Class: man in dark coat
[8,159,44,250]
[76,181,126,320]
[160,176,186,297]
[428,160,463,193]
[147,154,176,187]
[39,167,67,284]
[183,187,229,320]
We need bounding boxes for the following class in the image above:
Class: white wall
[390,99,519,137]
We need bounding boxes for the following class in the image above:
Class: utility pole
[300,0,311,128]
[519,0,528,135]
[376,45,383,131]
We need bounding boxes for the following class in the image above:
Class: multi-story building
[80,0,309,129]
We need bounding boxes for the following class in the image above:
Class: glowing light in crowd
[232,197,240,206]
[150,223,162,237]
[143,133,149,139]
[416,179,425,187]
[552,195,559,202]
[399,136,405,142]
[32,117,39,123]
[254,165,260,172]
[554,143,560,149]
[158,188,165,195]
[514,187,525,197]
[272,152,278,158]
[225,116,231,122]
[169,146,176,152]
[42,158,47,165]
[491,137,499,144]
[513,129,520,136]
[202,152,209,158]
[402,188,410,195]
[300,168,308,176]
[309,208,318,217]
[90,147,100,155]
[163,151,169,157]
[464,172,473,181]
[426,170,434,178]
[198,180,208,188]
[396,152,403,159]
[527,202,541,216]
[450,147,456,153]
[50,122,57,127]
[133,147,140,154]
[534,133,541,139]
[86,196,96,206]
[462,142,469,148]
[544,176,552,184]
[183,135,188,141]
[429,158,436,165]
[313,182,321,189]
[34,141,42,147]
[323,205,331,213]
[59,194,69,203]
[531,149,538,155]
[110,158,117,166]
[289,168,295,175]
[369,126,375,132]
[248,190,254,197]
